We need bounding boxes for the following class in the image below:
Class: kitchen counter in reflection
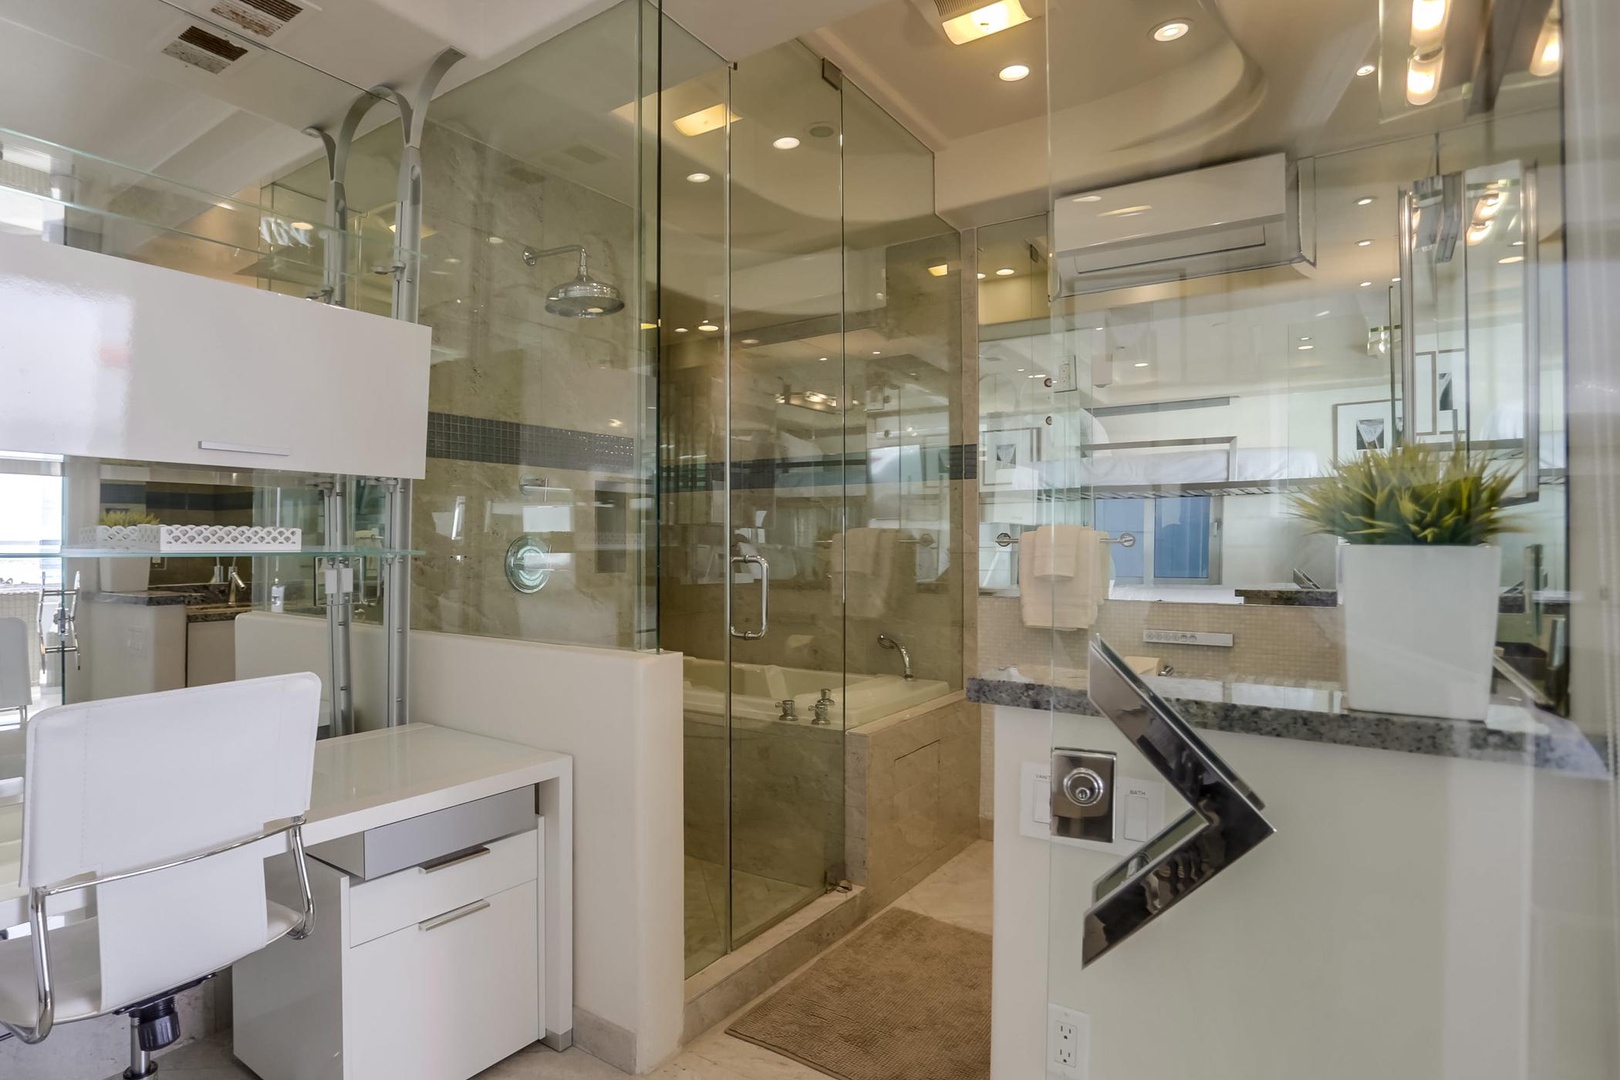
[967,667,1608,777]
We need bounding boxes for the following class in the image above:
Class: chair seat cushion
[0,899,304,1029]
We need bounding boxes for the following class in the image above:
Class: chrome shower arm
[522,244,588,274]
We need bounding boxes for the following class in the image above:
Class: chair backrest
[0,617,29,710]
[21,673,321,1011]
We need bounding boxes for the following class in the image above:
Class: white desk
[0,723,574,1047]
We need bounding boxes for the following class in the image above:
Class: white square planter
[1339,544,1502,720]
[99,557,151,593]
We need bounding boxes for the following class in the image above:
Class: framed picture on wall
[981,428,1035,489]
[1333,400,1395,459]
[1412,349,1468,438]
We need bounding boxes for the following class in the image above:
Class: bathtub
[681,656,952,726]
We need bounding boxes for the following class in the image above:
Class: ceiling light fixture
[641,322,658,330]
[873,350,883,355]
[674,104,738,137]
[1356,63,1377,77]
[1316,310,1332,317]
[686,172,711,183]
[1407,48,1444,106]
[772,136,800,150]
[290,221,314,231]
[1500,255,1525,264]
[995,267,1016,276]
[940,0,1032,45]
[976,272,986,279]
[1356,196,1375,206]
[1530,10,1562,77]
[1297,344,1315,351]
[1410,0,1451,51]
[928,263,950,277]
[1100,205,1152,218]
[999,63,1031,82]
[1151,20,1191,42]
[1071,194,1102,203]
[1360,281,1374,287]
[1357,239,1374,247]
[674,327,688,333]
[698,322,719,331]
[1391,276,1401,283]
[1133,361,1149,368]
[487,235,504,245]
[741,338,759,345]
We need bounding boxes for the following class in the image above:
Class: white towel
[1030,524,1085,581]
[1020,526,1110,630]
[833,527,897,619]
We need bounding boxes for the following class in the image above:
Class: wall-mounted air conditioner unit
[1054,153,1315,296]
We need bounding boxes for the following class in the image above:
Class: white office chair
[0,673,322,1078]
[0,617,30,725]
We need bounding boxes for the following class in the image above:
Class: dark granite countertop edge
[967,676,1610,779]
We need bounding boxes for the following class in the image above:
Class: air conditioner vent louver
[1054,154,1317,296]
[162,24,248,73]
[209,0,306,39]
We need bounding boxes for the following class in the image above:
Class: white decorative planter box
[1340,544,1501,721]
[158,526,303,553]
[81,524,161,552]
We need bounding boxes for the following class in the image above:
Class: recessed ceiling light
[1301,336,1313,342]
[1316,310,1331,317]
[445,257,461,264]
[976,272,986,279]
[741,338,759,344]
[1356,63,1377,77]
[1407,48,1444,106]
[1356,239,1373,247]
[772,136,801,150]
[1151,20,1191,42]
[1500,255,1525,264]
[1072,194,1102,203]
[999,64,1031,82]
[698,322,719,331]
[488,236,504,245]
[873,350,882,355]
[1391,276,1402,283]
[928,263,950,276]
[290,221,314,231]
[1512,240,1525,246]
[1133,361,1149,368]
[1016,368,1026,372]
[940,0,1032,45]
[1297,344,1315,351]
[995,267,1016,276]
[819,356,829,362]
[1360,281,1374,287]
[1356,196,1375,206]
[674,104,738,137]
[686,172,711,183]
[608,418,623,428]
[674,327,688,333]
[1100,204,1152,218]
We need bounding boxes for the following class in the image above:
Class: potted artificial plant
[1292,445,1517,721]
[96,510,160,593]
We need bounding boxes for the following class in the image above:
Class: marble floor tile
[891,839,993,935]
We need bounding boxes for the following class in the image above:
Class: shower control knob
[1062,766,1107,808]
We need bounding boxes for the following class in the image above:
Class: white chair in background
[0,617,30,725]
[0,673,322,1078]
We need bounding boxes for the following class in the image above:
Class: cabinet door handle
[418,845,491,874]
[198,439,291,457]
[419,899,491,932]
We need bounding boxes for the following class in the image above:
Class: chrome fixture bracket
[1079,636,1275,965]
[995,530,1135,548]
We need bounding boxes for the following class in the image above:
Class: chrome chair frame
[1,815,316,1045]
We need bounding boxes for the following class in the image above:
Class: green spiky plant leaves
[1291,445,1519,546]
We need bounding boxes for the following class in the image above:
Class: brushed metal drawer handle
[419,899,491,932]
[418,845,491,874]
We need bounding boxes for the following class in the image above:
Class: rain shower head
[521,244,625,318]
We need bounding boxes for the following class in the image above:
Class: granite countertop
[968,670,1608,778]
[1234,588,1532,614]
[89,591,250,623]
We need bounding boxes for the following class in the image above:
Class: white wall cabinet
[234,828,543,1080]
[0,233,432,479]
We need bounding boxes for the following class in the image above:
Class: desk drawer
[347,878,540,1080]
[310,787,535,880]
[348,829,538,947]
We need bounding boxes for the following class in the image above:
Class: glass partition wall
[1006,0,1616,1074]
[661,39,966,975]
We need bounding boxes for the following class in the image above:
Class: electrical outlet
[1047,1004,1089,1080]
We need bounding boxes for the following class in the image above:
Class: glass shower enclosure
[660,36,966,975]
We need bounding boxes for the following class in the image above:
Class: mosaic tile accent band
[427,411,979,486]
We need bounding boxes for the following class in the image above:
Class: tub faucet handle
[813,688,835,725]
[777,698,798,723]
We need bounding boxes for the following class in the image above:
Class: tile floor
[128,841,993,1080]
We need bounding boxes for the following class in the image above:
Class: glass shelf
[0,547,424,560]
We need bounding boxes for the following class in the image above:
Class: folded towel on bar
[1019,526,1110,630]
[1027,524,1085,581]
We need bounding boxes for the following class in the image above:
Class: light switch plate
[1020,762,1166,853]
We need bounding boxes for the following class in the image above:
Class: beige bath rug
[726,907,991,1080]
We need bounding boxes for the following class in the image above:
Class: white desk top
[0,723,571,925]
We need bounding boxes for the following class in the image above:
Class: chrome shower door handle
[729,554,770,640]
